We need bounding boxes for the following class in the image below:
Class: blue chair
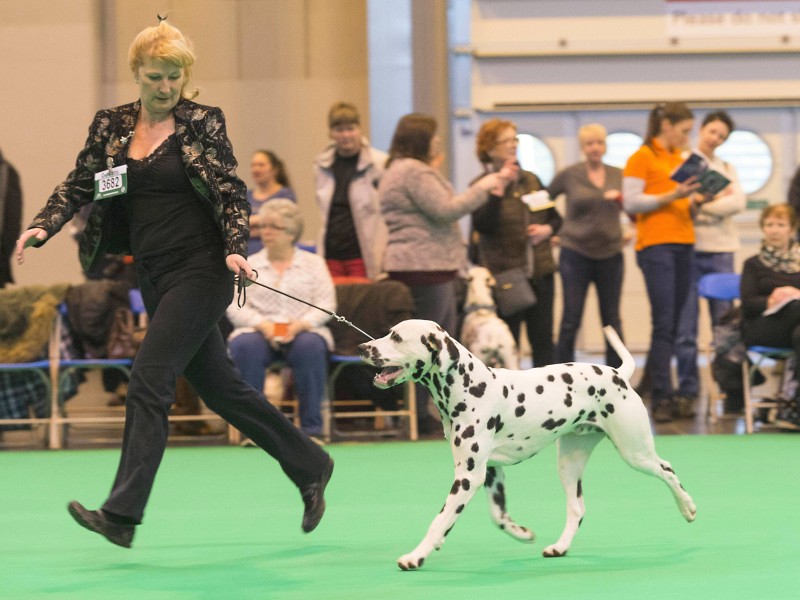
[51,288,146,447]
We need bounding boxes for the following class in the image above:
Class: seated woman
[741,204,800,428]
[226,200,335,439]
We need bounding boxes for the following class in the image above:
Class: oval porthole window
[516,133,556,186]
[715,130,772,194]
[603,132,644,169]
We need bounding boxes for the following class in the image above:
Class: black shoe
[67,501,134,548]
[652,401,674,423]
[300,458,334,533]
[674,395,697,419]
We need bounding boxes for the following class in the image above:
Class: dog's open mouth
[374,366,404,387]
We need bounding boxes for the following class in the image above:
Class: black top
[324,152,361,260]
[124,135,219,260]
[740,254,800,319]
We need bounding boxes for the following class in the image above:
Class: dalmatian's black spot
[487,416,496,429]
[517,393,525,403]
[445,336,460,362]
[502,385,508,398]
[450,480,461,494]
[446,373,455,386]
[462,372,471,388]
[456,504,465,514]
[536,385,544,394]
[661,464,675,474]
[461,479,471,491]
[564,393,572,407]
[600,411,608,418]
[515,406,525,417]
[455,402,467,412]
[599,388,606,396]
[455,424,461,432]
[493,492,506,512]
[469,382,487,397]
[390,331,403,344]
[494,415,505,433]
[605,403,615,414]
[587,411,597,422]
[467,457,475,471]
[507,433,514,438]
[443,386,451,399]
[461,425,475,439]
[612,374,628,390]
[485,467,496,487]
[592,365,603,375]
[471,442,479,453]
[492,372,497,379]
[542,418,567,430]
[458,363,465,375]
[454,436,461,447]
[561,373,574,385]
[547,375,555,382]
[469,362,474,371]
[588,385,596,396]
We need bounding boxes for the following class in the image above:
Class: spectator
[227,200,334,441]
[314,102,387,279]
[247,149,296,256]
[741,204,800,429]
[675,110,746,409]
[548,123,624,367]
[0,148,22,289]
[623,102,701,423]
[472,118,562,367]
[380,113,514,432]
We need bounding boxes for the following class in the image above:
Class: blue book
[671,152,730,196]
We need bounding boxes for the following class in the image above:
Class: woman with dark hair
[623,102,701,423]
[674,110,746,410]
[379,113,516,432]
[247,149,296,255]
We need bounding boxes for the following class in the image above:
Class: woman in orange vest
[623,103,701,423]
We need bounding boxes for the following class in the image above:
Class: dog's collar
[464,304,497,314]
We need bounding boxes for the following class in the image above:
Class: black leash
[235,270,374,341]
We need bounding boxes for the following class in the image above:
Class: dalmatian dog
[460,267,519,370]
[359,320,696,571]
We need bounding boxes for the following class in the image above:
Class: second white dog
[460,266,519,370]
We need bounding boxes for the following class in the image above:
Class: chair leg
[743,360,754,434]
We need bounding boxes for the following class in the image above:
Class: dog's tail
[602,325,635,381]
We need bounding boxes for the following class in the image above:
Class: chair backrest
[330,280,415,356]
[698,273,741,302]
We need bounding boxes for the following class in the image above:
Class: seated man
[226,200,335,439]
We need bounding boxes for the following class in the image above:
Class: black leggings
[101,248,328,523]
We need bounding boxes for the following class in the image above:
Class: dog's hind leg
[484,466,535,542]
[543,431,605,557]
[604,408,697,523]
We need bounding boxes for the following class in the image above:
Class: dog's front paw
[397,552,426,571]
[542,544,568,558]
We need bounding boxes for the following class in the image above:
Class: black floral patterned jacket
[28,98,249,272]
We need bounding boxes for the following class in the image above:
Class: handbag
[493,267,536,317]
[106,307,146,359]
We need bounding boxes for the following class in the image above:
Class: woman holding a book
[623,102,701,423]
[741,204,800,428]
[675,111,746,413]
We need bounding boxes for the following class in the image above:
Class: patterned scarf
[759,241,800,273]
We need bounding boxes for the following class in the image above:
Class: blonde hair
[578,123,607,146]
[128,18,198,99]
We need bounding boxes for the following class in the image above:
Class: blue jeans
[636,244,694,404]
[555,247,624,367]
[229,331,328,435]
[675,252,735,398]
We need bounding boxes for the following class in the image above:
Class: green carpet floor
[1,434,798,599]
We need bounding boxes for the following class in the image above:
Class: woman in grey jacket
[380,113,515,431]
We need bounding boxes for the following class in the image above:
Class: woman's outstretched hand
[16,228,48,264]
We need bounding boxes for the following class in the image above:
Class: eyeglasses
[496,137,518,146]
[252,223,288,231]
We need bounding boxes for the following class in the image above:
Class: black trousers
[101,247,329,523]
[743,301,800,380]
[502,273,555,367]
